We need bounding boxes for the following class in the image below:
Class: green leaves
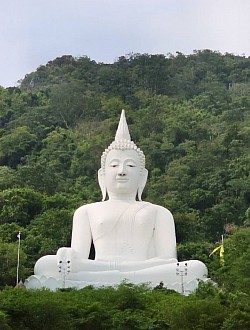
[0,127,37,168]
[214,228,250,294]
[0,241,27,286]
[0,188,43,226]
[0,278,249,329]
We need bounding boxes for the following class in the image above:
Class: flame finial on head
[115,109,131,141]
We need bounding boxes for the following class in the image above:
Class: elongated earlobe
[137,168,148,201]
[98,169,107,201]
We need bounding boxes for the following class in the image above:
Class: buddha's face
[104,149,142,198]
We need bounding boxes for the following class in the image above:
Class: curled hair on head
[101,139,145,173]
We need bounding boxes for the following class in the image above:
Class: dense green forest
[0,50,249,329]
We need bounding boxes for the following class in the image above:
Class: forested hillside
[0,50,249,328]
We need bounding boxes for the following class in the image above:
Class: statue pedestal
[25,274,204,295]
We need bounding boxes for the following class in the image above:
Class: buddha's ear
[138,168,148,201]
[98,169,107,201]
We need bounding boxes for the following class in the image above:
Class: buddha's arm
[153,206,177,260]
[57,206,92,269]
[71,206,92,258]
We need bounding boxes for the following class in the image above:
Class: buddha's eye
[127,164,135,167]
[110,164,118,167]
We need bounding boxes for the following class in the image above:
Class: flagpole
[220,234,225,266]
[16,231,21,286]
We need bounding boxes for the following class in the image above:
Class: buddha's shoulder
[116,201,172,216]
[74,202,104,214]
[146,202,173,214]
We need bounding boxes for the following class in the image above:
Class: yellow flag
[209,245,222,257]
[209,245,224,266]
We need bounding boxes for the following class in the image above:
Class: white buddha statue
[25,110,208,293]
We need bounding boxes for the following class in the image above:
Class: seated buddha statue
[25,110,208,293]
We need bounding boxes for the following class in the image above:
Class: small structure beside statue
[25,110,208,293]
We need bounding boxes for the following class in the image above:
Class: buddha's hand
[57,247,74,273]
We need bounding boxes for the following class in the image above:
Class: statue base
[24,274,209,295]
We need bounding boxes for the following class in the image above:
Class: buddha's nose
[118,165,126,176]
[118,172,126,176]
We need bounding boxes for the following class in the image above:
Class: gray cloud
[1,0,250,87]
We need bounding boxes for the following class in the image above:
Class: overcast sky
[1,0,250,87]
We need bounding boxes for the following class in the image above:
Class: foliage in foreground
[0,282,249,330]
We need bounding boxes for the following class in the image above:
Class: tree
[23,208,73,264]
[49,81,101,128]
[213,228,250,294]
[0,188,43,226]
[0,240,27,287]
[0,127,37,168]
[0,166,18,190]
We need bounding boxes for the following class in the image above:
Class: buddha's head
[98,110,148,201]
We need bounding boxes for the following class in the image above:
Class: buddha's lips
[116,178,129,182]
